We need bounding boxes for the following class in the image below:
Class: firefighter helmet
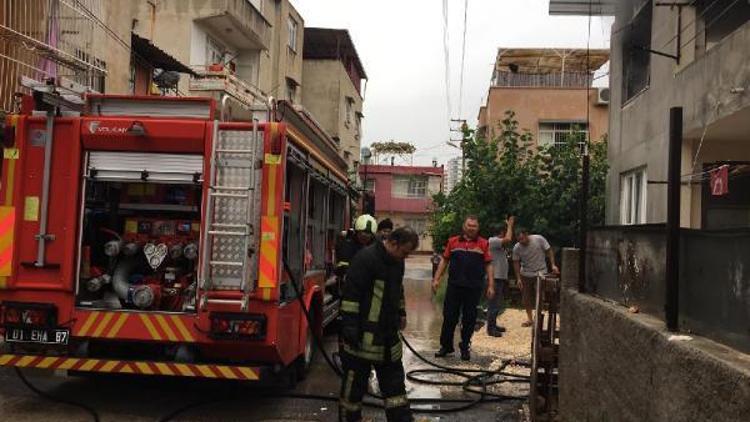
[354,214,377,235]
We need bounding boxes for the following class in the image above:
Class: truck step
[207,230,247,237]
[211,185,253,191]
[215,149,255,154]
[211,223,249,229]
[209,260,244,267]
[210,192,250,199]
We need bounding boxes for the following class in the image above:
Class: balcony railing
[194,0,271,50]
[189,65,264,106]
[493,71,592,88]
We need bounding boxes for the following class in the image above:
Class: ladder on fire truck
[199,119,262,311]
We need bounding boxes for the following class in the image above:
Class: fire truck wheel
[296,325,315,381]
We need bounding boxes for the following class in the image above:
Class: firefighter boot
[339,353,370,422]
[375,360,413,422]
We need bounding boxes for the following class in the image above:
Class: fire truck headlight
[183,243,198,260]
[209,313,266,340]
[131,285,155,309]
[103,240,122,257]
[1,302,57,327]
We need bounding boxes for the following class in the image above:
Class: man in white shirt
[512,228,559,327]
[486,216,514,337]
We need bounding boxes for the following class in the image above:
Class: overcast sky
[293,0,613,166]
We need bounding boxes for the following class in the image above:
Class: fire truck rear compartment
[76,178,202,313]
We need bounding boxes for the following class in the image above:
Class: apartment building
[359,164,443,252]
[302,28,367,170]
[477,48,610,149]
[443,157,463,193]
[595,1,749,228]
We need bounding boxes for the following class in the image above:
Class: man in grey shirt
[486,216,514,337]
[512,228,559,327]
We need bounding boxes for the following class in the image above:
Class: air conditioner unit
[596,87,610,105]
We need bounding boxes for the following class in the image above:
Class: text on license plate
[6,328,69,345]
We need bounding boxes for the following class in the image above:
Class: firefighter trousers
[339,350,412,422]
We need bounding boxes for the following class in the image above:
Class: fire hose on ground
[156,260,530,421]
[12,258,531,422]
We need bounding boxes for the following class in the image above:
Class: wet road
[0,256,527,421]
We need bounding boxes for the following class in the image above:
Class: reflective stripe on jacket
[340,241,406,362]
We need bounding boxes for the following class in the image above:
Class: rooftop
[303,28,367,80]
[359,164,444,177]
[495,48,609,74]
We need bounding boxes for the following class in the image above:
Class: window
[206,35,226,66]
[538,122,588,148]
[344,97,354,127]
[620,168,647,225]
[393,175,428,198]
[404,218,427,237]
[355,113,362,140]
[286,78,297,103]
[699,0,750,49]
[287,17,298,52]
[622,0,652,103]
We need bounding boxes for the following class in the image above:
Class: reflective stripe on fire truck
[0,118,19,288]
[0,354,259,380]
[75,311,196,342]
[258,216,279,293]
[0,207,16,278]
[258,122,282,300]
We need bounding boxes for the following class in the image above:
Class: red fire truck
[0,90,350,381]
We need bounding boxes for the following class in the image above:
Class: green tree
[429,111,608,252]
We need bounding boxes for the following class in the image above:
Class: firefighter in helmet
[339,226,419,422]
[335,214,378,278]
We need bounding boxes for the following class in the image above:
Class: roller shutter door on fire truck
[87,152,203,183]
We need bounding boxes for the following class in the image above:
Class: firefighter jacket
[340,241,407,362]
[334,233,366,277]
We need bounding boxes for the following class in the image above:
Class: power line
[656,0,714,51]
[677,0,742,52]
[442,0,452,132]
[458,0,469,119]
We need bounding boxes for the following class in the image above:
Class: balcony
[189,65,264,107]
[493,71,592,88]
[194,0,271,50]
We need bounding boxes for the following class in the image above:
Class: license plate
[5,327,69,345]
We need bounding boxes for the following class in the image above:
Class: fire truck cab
[0,91,350,381]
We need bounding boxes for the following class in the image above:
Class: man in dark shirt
[431,215,494,361]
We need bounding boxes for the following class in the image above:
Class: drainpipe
[665,107,682,332]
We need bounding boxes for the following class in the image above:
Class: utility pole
[450,119,467,174]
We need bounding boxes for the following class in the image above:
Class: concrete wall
[302,59,364,169]
[560,287,750,422]
[301,60,342,147]
[480,87,609,146]
[559,247,750,422]
[268,0,304,101]
[606,5,750,226]
[101,0,139,94]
